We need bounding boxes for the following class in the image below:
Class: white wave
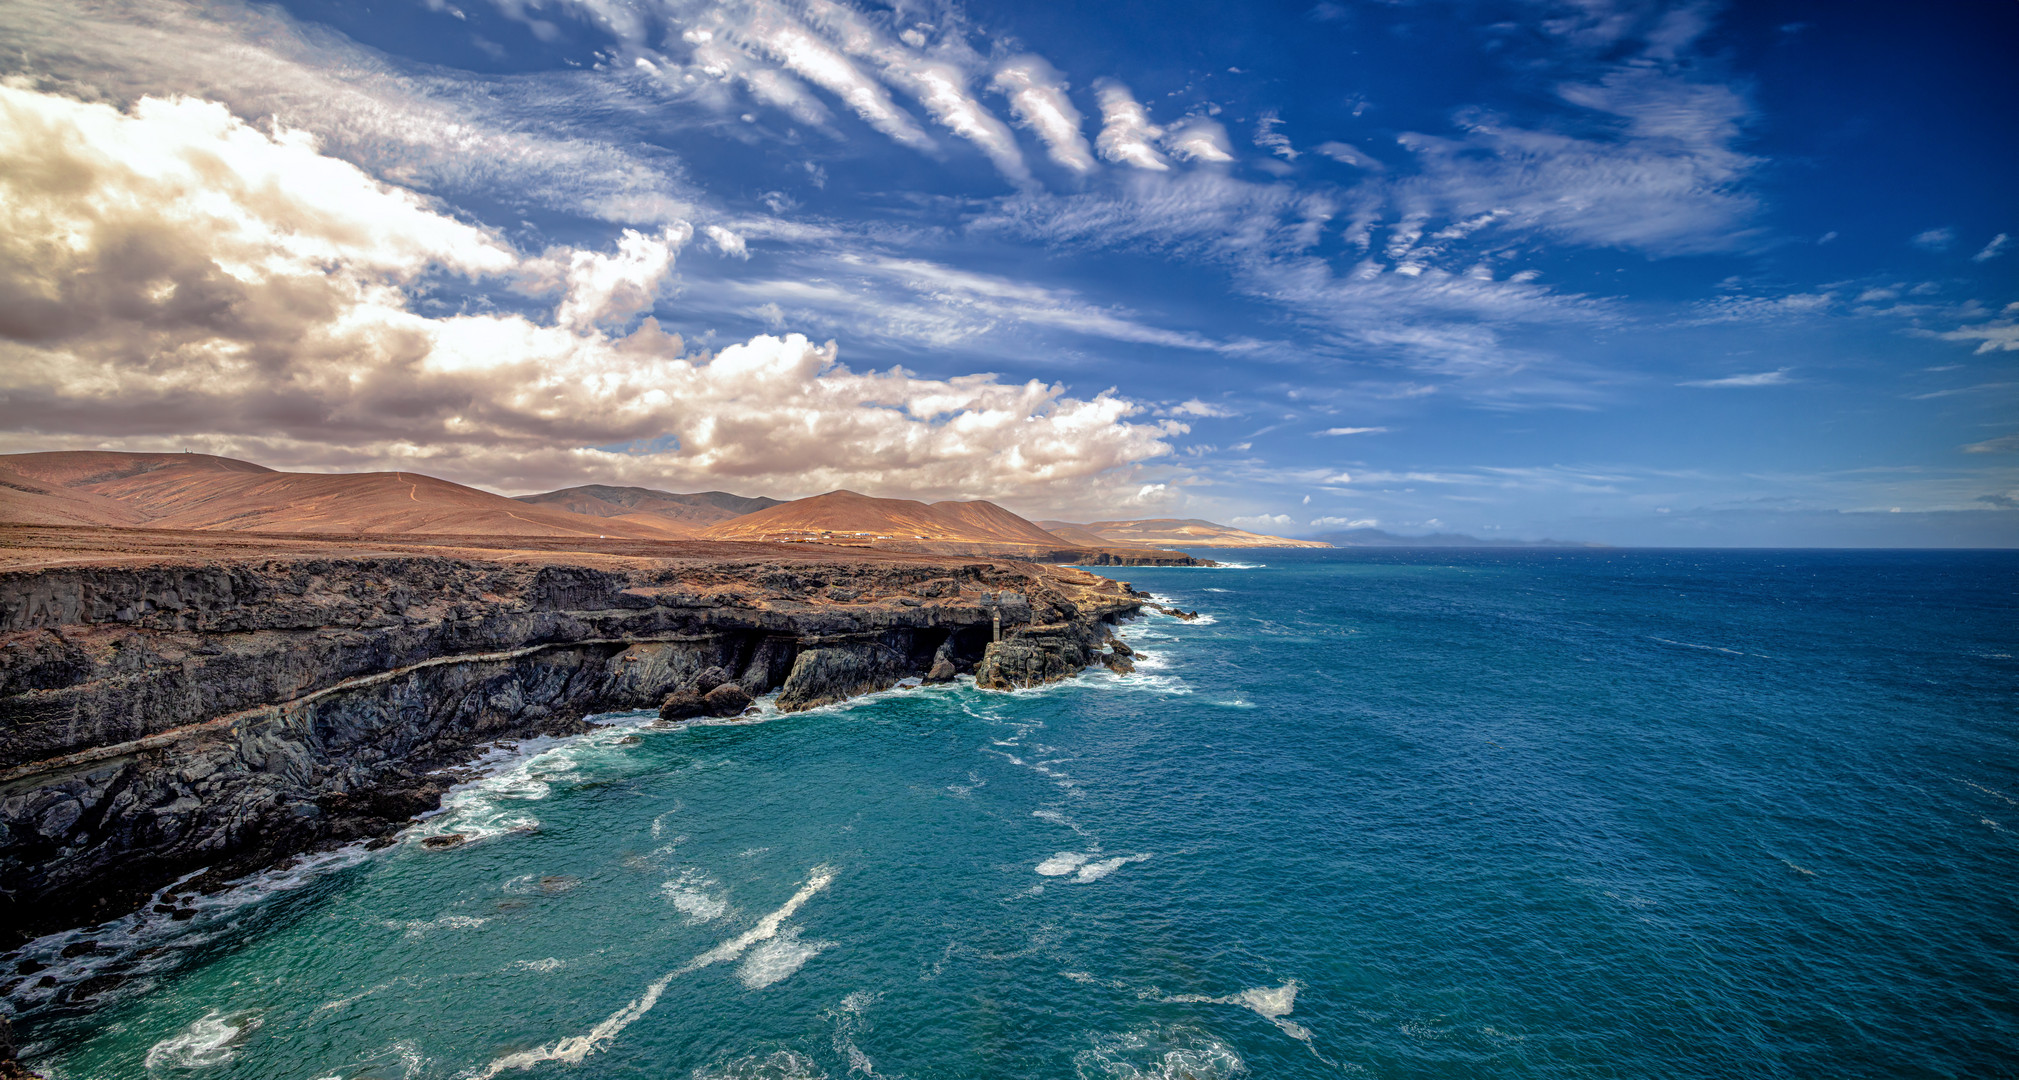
[691,1049,828,1080]
[1160,981,1325,1054]
[1035,851,1092,876]
[515,958,565,973]
[1072,1023,1244,1080]
[1035,851,1152,883]
[737,925,832,989]
[1203,588,1229,592]
[826,990,884,1077]
[145,1009,261,1070]
[472,865,836,1078]
[663,869,730,924]
[6,844,375,1016]
[1071,854,1152,883]
[395,914,489,940]
[1032,808,1090,836]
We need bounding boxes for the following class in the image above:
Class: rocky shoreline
[0,527,1150,969]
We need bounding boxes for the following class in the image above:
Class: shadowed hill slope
[0,452,687,539]
[514,484,780,531]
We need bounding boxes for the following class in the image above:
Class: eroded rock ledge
[0,527,1147,948]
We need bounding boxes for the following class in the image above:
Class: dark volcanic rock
[1100,651,1135,674]
[776,646,907,712]
[975,626,1104,691]
[657,688,706,721]
[0,536,1144,946]
[701,682,753,717]
[925,658,957,683]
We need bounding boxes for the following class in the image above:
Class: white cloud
[0,0,701,226]
[1092,80,1170,171]
[1254,111,1296,160]
[991,57,1096,175]
[0,86,1182,506]
[529,225,691,330]
[1310,516,1376,528]
[736,13,938,151]
[1229,513,1295,529]
[1312,141,1381,170]
[704,224,750,259]
[1164,117,1235,163]
[1171,399,1238,417]
[1939,320,2019,354]
[1974,233,2010,262]
[1911,227,1955,252]
[1317,426,1387,436]
[1678,368,1795,388]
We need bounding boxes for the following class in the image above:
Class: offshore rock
[1100,650,1135,675]
[0,527,1145,947]
[701,682,752,717]
[974,624,1105,691]
[775,645,907,712]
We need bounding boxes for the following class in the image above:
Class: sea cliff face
[0,531,1144,947]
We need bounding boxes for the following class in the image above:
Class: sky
[0,0,2013,545]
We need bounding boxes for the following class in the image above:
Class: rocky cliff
[0,527,1146,949]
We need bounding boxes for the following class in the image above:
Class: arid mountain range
[0,452,1329,560]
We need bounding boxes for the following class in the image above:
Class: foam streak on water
[471,865,837,1078]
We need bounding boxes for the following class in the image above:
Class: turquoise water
[11,549,2019,1079]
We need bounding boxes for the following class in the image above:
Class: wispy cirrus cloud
[1679,369,1795,388]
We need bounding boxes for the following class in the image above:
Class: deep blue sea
[10,549,2019,1080]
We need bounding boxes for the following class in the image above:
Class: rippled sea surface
[13,549,2019,1079]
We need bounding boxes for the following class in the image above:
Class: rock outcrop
[0,526,1148,949]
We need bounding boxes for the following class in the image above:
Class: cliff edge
[0,526,1147,952]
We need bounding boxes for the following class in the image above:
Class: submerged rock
[419,833,467,851]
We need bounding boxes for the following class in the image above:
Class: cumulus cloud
[1911,227,1956,252]
[1229,513,1295,529]
[1678,368,1795,388]
[704,224,751,259]
[991,56,1097,175]
[1164,117,1235,163]
[527,225,691,330]
[1092,80,1170,171]
[0,86,1180,504]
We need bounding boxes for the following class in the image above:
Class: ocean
[9,549,2017,1079]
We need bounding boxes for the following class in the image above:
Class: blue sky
[0,0,2012,544]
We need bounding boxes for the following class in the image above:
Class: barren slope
[514,484,779,529]
[1043,517,1334,549]
[0,452,686,539]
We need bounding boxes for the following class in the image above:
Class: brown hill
[700,490,1067,547]
[1040,522,1125,548]
[515,484,779,529]
[0,452,688,539]
[1040,517,1333,549]
[694,490,1205,564]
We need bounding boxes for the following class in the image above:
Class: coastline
[0,525,1148,958]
